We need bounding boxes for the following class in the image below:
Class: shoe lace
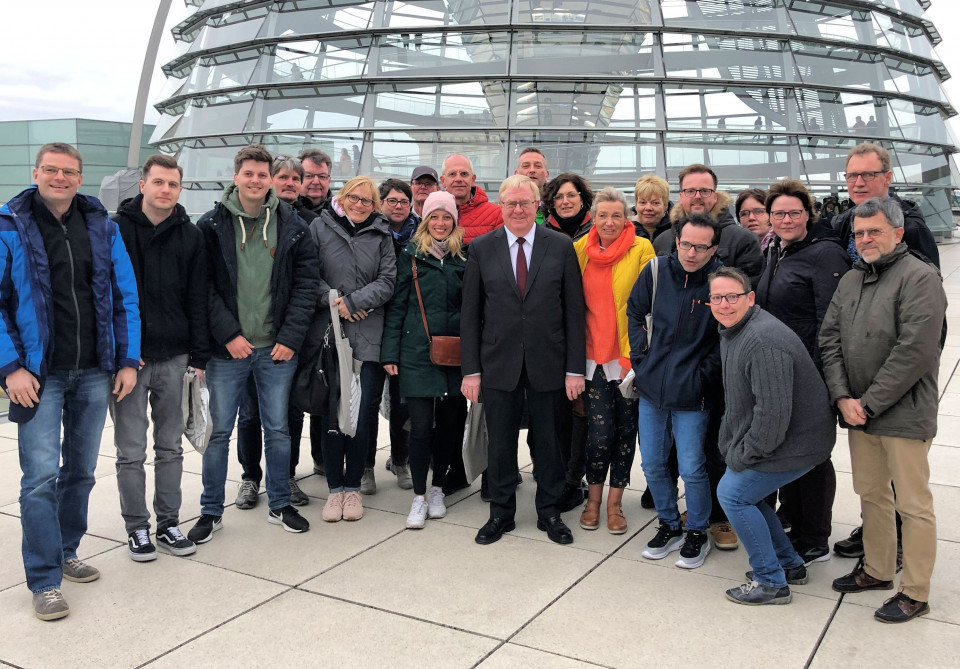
[429,488,445,504]
[653,523,676,543]
[411,497,427,515]
[240,480,258,495]
[165,526,187,542]
[738,580,761,594]
[39,589,62,605]
[344,491,361,508]
[133,528,150,546]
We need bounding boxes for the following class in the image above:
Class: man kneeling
[710,267,836,605]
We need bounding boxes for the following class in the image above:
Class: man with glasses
[0,142,141,620]
[652,163,763,286]
[410,165,440,220]
[819,143,938,269]
[440,153,502,244]
[462,175,585,546]
[820,197,945,623]
[297,148,333,216]
[514,147,549,225]
[190,144,319,542]
[627,212,723,570]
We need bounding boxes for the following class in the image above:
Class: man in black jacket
[112,155,209,562]
[297,148,333,216]
[189,144,320,543]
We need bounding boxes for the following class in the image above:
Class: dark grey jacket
[719,307,836,473]
[819,243,946,440]
[307,208,397,362]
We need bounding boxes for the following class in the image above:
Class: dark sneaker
[794,543,830,566]
[127,528,158,562]
[187,514,222,544]
[156,524,197,557]
[235,479,259,510]
[833,525,864,558]
[268,505,310,533]
[874,592,929,623]
[832,566,894,593]
[676,530,711,569]
[33,589,69,621]
[641,523,684,560]
[62,558,100,583]
[726,581,792,606]
[747,564,809,585]
[289,479,309,506]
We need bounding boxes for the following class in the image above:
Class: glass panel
[247,89,367,131]
[663,33,793,82]
[795,88,880,135]
[377,31,509,77]
[887,99,954,144]
[514,31,657,77]
[665,132,797,183]
[871,12,934,59]
[665,85,796,133]
[76,120,132,147]
[181,55,258,95]
[788,1,863,42]
[661,0,787,32]
[252,39,370,84]
[372,81,506,128]
[28,120,78,145]
[512,82,659,129]
[874,0,926,19]
[366,130,508,185]
[258,2,376,37]
[889,142,954,186]
[0,145,31,165]
[514,0,661,27]
[74,144,128,165]
[0,121,28,145]
[190,14,267,51]
[176,99,254,137]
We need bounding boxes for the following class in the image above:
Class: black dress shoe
[475,517,516,545]
[537,516,574,545]
[559,484,584,513]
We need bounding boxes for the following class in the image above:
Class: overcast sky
[2,1,959,135]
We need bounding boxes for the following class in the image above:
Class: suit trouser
[483,367,565,521]
[848,430,936,601]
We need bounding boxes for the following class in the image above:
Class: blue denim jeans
[637,397,711,532]
[18,368,110,593]
[202,348,297,515]
[320,361,383,492]
[718,466,811,588]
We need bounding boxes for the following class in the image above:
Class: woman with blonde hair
[381,191,468,528]
[632,175,672,242]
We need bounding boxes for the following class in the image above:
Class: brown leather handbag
[412,256,461,367]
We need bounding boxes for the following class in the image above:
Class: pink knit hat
[421,191,459,225]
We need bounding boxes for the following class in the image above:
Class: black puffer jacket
[755,234,850,373]
[198,200,319,358]
[113,195,210,368]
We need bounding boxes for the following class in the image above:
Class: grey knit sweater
[718,306,836,473]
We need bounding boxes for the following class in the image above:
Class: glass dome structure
[151,0,958,234]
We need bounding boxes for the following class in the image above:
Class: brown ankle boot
[607,487,627,535]
[580,484,603,530]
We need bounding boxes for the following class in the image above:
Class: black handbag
[291,324,339,415]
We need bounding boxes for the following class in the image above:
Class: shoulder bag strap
[412,256,432,343]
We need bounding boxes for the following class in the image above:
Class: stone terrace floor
[1,243,960,669]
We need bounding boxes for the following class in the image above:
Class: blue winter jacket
[626,252,723,411]
[0,186,141,420]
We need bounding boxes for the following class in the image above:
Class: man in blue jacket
[0,142,141,621]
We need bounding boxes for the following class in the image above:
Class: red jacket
[458,186,503,244]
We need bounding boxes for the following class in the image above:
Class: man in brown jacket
[819,197,945,623]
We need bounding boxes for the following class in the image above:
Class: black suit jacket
[461,225,586,392]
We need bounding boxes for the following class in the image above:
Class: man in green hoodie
[190,144,320,542]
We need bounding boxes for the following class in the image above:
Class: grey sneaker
[235,479,259,509]
[360,468,377,495]
[641,523,684,560]
[391,463,413,490]
[62,558,100,583]
[33,589,69,621]
[676,530,711,569]
[289,478,309,506]
[725,580,792,605]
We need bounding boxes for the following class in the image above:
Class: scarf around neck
[582,225,635,367]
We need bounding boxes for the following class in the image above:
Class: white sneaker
[406,496,428,529]
[427,486,447,519]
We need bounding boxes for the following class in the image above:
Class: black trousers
[366,370,410,468]
[778,458,837,547]
[483,366,566,521]
[406,395,468,495]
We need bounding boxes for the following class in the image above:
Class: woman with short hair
[632,175,672,242]
[540,173,595,241]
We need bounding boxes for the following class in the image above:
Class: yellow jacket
[574,233,655,366]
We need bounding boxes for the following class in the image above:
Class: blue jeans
[637,397,711,532]
[202,348,297,515]
[18,368,110,593]
[718,466,811,588]
[320,361,383,492]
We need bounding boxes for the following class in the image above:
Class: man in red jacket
[440,153,502,244]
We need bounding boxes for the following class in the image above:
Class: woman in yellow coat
[574,187,655,534]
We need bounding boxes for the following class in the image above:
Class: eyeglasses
[852,227,894,240]
[412,179,437,187]
[501,200,537,210]
[38,165,81,178]
[739,208,766,219]
[383,197,410,208]
[770,210,806,221]
[345,193,374,206]
[680,188,715,198]
[844,170,886,183]
[304,172,331,181]
[677,241,715,253]
[552,192,580,202]
[709,292,748,306]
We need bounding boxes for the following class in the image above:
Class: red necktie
[516,237,528,297]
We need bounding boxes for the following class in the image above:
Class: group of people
[0,140,943,626]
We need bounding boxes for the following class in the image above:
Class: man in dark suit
[461,175,586,545]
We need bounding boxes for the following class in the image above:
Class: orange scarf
[582,225,634,366]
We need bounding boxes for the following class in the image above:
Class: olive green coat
[380,242,466,398]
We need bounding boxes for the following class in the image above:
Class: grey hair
[271,155,303,178]
[851,197,904,229]
[591,186,629,218]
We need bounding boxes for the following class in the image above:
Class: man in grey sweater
[710,267,836,605]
